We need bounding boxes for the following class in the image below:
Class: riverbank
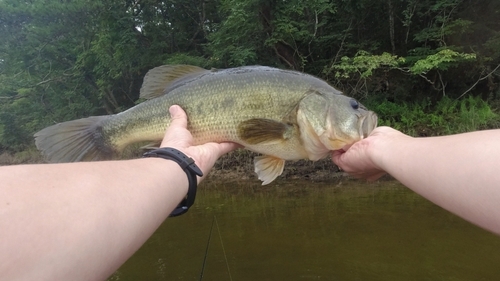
[207,150,348,183]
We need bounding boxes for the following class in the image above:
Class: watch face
[169,204,189,217]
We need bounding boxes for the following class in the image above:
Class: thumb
[169,105,188,128]
[160,105,191,148]
[331,150,344,167]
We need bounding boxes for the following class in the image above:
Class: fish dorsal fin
[254,155,285,185]
[238,118,295,145]
[139,65,208,99]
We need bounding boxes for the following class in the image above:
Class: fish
[34,65,377,185]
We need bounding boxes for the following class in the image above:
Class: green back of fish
[104,66,339,149]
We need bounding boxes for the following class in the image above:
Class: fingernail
[169,105,179,116]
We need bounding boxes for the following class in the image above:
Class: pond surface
[109,180,500,281]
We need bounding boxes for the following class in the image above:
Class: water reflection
[109,180,500,280]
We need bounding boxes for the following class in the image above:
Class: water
[109,180,500,280]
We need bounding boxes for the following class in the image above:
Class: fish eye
[349,99,359,110]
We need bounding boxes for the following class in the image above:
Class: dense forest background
[1,0,499,155]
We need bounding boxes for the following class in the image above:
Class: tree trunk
[387,0,396,54]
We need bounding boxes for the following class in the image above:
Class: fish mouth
[326,111,378,151]
[358,111,378,139]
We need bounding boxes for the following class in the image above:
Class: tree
[0,0,101,150]
[0,0,499,152]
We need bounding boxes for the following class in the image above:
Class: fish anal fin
[140,65,208,99]
[254,155,285,185]
[238,118,294,145]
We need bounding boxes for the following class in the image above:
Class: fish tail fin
[34,116,116,162]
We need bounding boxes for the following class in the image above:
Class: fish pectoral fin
[254,155,285,185]
[238,118,295,145]
[140,65,208,99]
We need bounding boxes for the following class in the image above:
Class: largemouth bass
[34,65,377,184]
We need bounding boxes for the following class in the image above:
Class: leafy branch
[326,48,476,97]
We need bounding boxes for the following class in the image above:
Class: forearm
[375,130,500,234]
[0,158,187,280]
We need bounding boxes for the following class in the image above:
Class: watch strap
[143,147,203,217]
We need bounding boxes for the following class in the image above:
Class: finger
[331,150,344,166]
[341,143,353,151]
[160,105,191,148]
[169,105,188,129]
[216,142,242,157]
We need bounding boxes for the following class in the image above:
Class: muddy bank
[206,150,350,182]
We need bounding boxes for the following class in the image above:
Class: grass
[366,95,499,136]
[0,147,44,165]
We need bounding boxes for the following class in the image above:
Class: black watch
[143,147,203,217]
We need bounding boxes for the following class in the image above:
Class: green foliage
[412,0,473,47]
[163,53,207,67]
[0,0,102,151]
[207,0,263,67]
[483,34,500,61]
[409,49,476,74]
[0,0,499,154]
[263,0,337,69]
[325,48,476,99]
[367,96,498,136]
[327,51,403,79]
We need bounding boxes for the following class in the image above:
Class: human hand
[160,105,242,181]
[332,126,408,181]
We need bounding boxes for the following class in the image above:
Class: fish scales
[106,68,329,147]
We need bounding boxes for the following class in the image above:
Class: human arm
[0,105,240,281]
[333,126,500,235]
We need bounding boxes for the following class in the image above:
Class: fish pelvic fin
[238,118,295,145]
[254,155,285,185]
[139,65,208,99]
[139,142,162,151]
[34,116,116,162]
